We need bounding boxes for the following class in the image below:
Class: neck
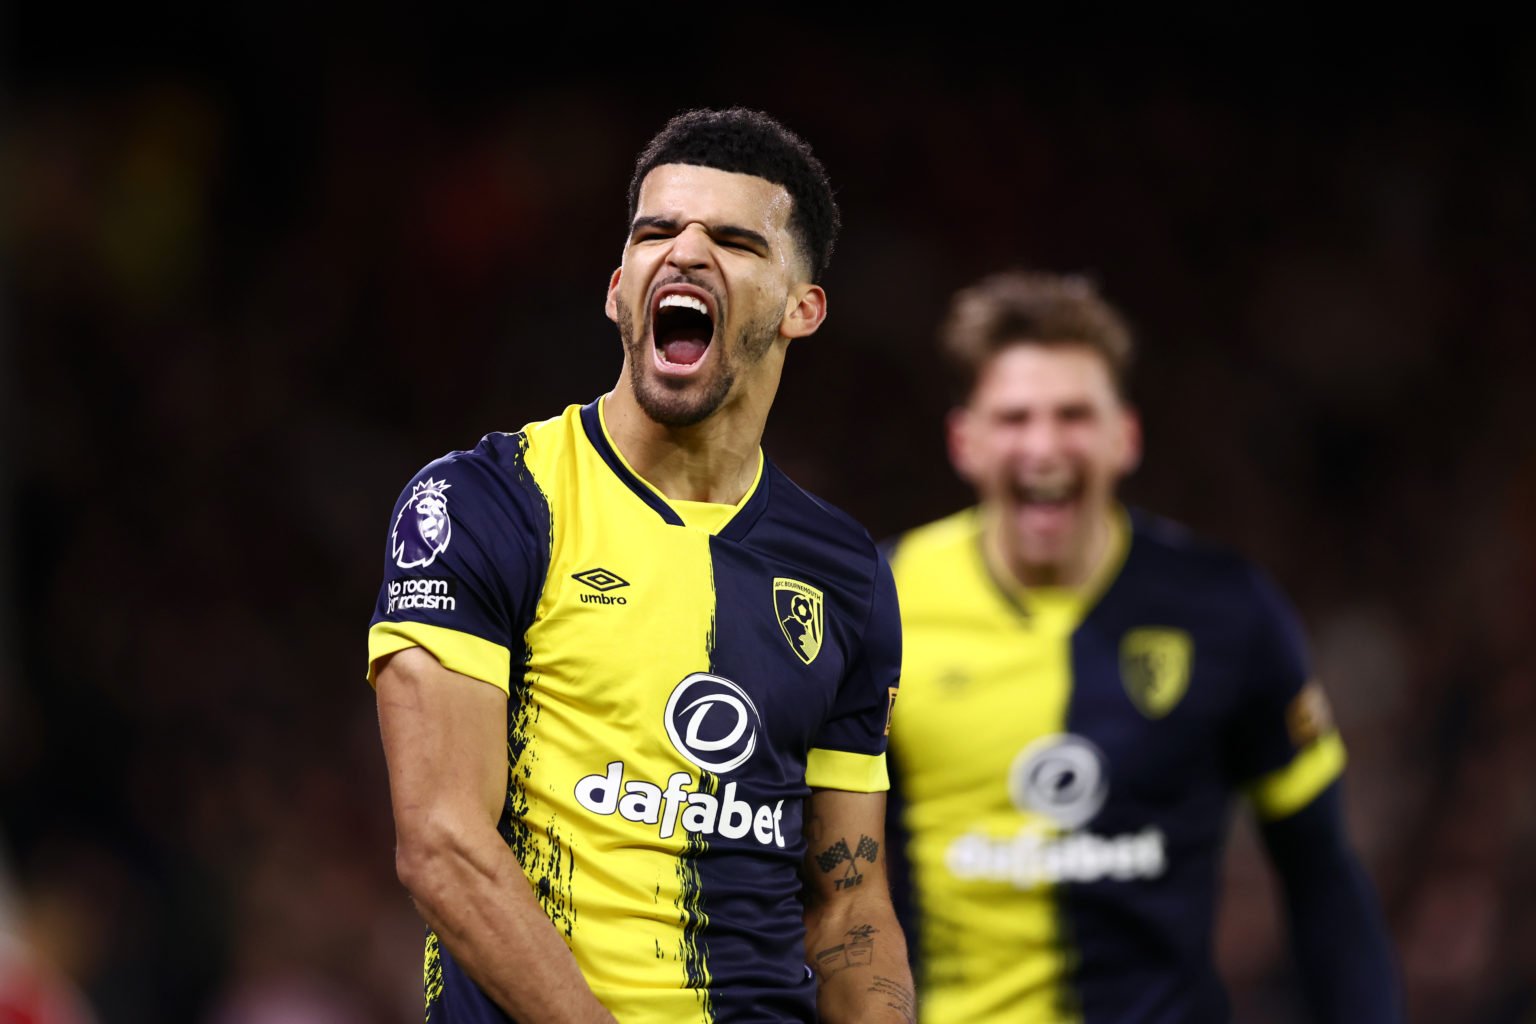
[982,504,1116,592]
[602,377,773,505]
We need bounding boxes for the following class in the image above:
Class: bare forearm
[399,827,616,1023]
[378,648,614,1022]
[801,789,916,1023]
[805,895,916,1024]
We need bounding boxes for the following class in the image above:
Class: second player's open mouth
[653,287,716,374]
[1011,478,1083,531]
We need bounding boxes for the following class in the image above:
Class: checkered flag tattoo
[854,836,879,863]
[816,840,852,873]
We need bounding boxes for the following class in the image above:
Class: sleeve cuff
[1246,731,1347,821]
[806,748,889,792]
[367,620,512,694]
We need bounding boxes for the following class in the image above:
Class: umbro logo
[573,568,629,592]
[573,567,629,605]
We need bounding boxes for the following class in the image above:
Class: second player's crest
[774,577,824,665]
[1119,627,1192,718]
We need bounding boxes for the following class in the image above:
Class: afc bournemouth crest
[392,477,453,569]
[1119,627,1192,718]
[774,577,824,666]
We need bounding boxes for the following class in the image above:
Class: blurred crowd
[3,22,1533,1024]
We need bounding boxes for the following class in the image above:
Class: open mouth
[1010,478,1084,516]
[1021,480,1079,503]
[653,289,716,370]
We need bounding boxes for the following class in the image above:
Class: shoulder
[394,434,528,514]
[754,464,896,620]
[1120,507,1299,628]
[1127,508,1261,582]
[387,407,584,545]
[761,463,884,563]
[400,406,579,496]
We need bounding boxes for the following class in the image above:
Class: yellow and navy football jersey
[367,399,899,1024]
[886,507,1345,1024]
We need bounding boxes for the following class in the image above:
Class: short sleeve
[806,548,902,792]
[1228,564,1346,820]
[366,436,550,694]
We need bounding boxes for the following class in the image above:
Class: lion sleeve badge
[392,477,453,569]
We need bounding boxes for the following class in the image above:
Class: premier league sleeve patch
[368,437,556,694]
[392,477,453,569]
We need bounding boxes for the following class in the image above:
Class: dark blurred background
[2,12,1533,1023]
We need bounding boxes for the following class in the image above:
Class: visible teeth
[1023,482,1074,502]
[659,294,708,315]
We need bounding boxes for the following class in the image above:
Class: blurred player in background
[369,108,913,1023]
[884,270,1401,1023]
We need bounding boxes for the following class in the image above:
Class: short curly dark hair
[941,270,1135,402]
[628,107,841,282]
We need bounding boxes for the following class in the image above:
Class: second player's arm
[1261,783,1404,1023]
[802,787,916,1024]
[376,645,617,1024]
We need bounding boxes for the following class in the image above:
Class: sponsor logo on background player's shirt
[946,733,1167,886]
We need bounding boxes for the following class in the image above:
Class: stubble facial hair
[616,298,781,428]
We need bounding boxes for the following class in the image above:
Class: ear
[1118,404,1143,474]
[780,284,828,340]
[604,267,623,324]
[946,406,978,484]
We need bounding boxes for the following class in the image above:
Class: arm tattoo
[870,975,916,1023]
[816,839,853,873]
[811,925,878,978]
[814,834,881,889]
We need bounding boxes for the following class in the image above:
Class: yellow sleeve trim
[1246,731,1347,820]
[806,749,889,792]
[366,620,512,694]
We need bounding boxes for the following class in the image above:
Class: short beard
[617,301,779,428]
